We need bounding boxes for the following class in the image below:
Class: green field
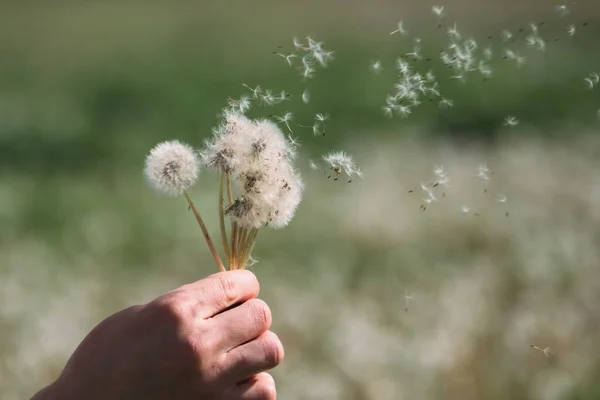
[1,2,600,399]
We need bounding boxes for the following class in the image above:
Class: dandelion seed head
[144,140,200,196]
[209,116,303,229]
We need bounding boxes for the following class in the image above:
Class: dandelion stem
[237,226,248,268]
[239,228,259,269]
[184,191,225,272]
[231,222,238,269]
[218,173,230,268]
[225,174,233,204]
[224,173,237,269]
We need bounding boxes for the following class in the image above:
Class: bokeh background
[2,1,600,399]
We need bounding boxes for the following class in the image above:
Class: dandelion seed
[259,90,276,106]
[302,89,310,104]
[246,256,259,268]
[461,205,471,214]
[308,159,320,171]
[497,193,507,203]
[448,23,461,40]
[383,106,394,118]
[302,65,315,80]
[501,30,513,42]
[438,97,453,109]
[396,105,412,118]
[530,344,553,357]
[315,113,329,122]
[145,140,200,196]
[390,20,408,36]
[483,47,493,60]
[312,123,322,137]
[584,74,597,89]
[421,182,437,204]
[242,83,262,98]
[287,133,300,149]
[227,95,252,114]
[477,163,490,181]
[432,5,444,18]
[275,112,294,133]
[555,5,569,17]
[275,52,297,66]
[404,289,415,312]
[323,151,363,182]
[293,36,304,50]
[567,24,576,36]
[504,116,519,127]
[434,164,450,187]
[370,60,383,73]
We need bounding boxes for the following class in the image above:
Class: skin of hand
[30,270,283,400]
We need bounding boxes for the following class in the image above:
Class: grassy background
[1,1,600,399]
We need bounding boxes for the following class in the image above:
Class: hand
[31,270,283,400]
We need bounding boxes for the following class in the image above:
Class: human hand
[31,270,283,400]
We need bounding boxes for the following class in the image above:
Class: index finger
[184,270,260,318]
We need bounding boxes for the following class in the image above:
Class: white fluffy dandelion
[144,140,200,196]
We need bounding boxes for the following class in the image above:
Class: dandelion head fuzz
[225,120,303,229]
[200,112,256,174]
[144,140,200,196]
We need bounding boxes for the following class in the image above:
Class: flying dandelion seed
[477,163,491,181]
[432,5,444,18]
[555,4,569,17]
[438,97,453,109]
[501,30,513,42]
[390,20,408,36]
[308,159,320,171]
[567,24,576,36]
[370,60,383,74]
[447,23,460,40]
[403,289,415,312]
[302,89,310,104]
[274,52,297,66]
[322,151,363,182]
[504,116,519,127]
[585,73,599,89]
[530,345,553,357]
[497,194,507,203]
[461,205,471,214]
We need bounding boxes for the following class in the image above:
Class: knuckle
[215,274,238,305]
[248,299,272,331]
[149,292,192,324]
[262,331,284,368]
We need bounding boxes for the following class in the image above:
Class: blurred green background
[2,1,600,399]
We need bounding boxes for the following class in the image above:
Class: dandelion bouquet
[144,112,303,271]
